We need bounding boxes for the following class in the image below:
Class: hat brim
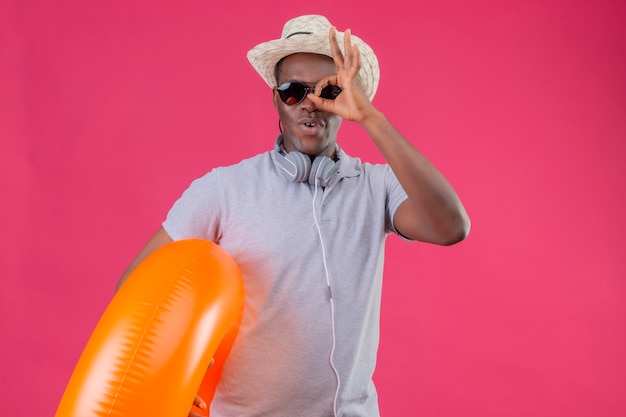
[247,32,380,101]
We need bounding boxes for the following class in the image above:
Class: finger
[193,394,207,410]
[328,27,344,67]
[306,89,335,112]
[349,44,361,77]
[189,412,205,417]
[343,28,353,69]
[314,75,339,96]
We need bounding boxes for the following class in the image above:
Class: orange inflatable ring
[55,239,244,417]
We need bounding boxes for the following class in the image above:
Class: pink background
[1,0,625,415]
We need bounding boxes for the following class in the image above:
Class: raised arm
[309,27,470,245]
[359,110,470,245]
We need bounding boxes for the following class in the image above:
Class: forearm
[359,109,470,244]
[116,227,174,292]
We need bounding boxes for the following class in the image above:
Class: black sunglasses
[277,82,342,105]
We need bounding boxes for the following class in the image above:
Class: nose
[299,94,318,112]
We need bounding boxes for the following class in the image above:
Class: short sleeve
[162,169,223,243]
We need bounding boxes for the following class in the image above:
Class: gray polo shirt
[163,146,409,417]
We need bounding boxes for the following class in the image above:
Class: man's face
[273,53,342,158]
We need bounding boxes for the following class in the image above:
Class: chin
[299,141,328,157]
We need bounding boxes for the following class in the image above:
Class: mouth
[299,119,324,134]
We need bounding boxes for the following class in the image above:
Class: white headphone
[272,134,340,187]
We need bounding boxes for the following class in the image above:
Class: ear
[272,88,279,110]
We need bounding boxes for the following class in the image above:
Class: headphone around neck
[272,134,340,187]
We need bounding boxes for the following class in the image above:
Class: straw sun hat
[247,15,380,101]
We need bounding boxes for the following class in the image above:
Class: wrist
[358,107,386,130]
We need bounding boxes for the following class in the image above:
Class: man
[118,14,470,417]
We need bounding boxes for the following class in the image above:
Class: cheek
[327,115,343,132]
[277,106,296,125]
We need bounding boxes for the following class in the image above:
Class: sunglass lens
[278,83,342,104]
[278,83,307,105]
[320,84,342,100]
